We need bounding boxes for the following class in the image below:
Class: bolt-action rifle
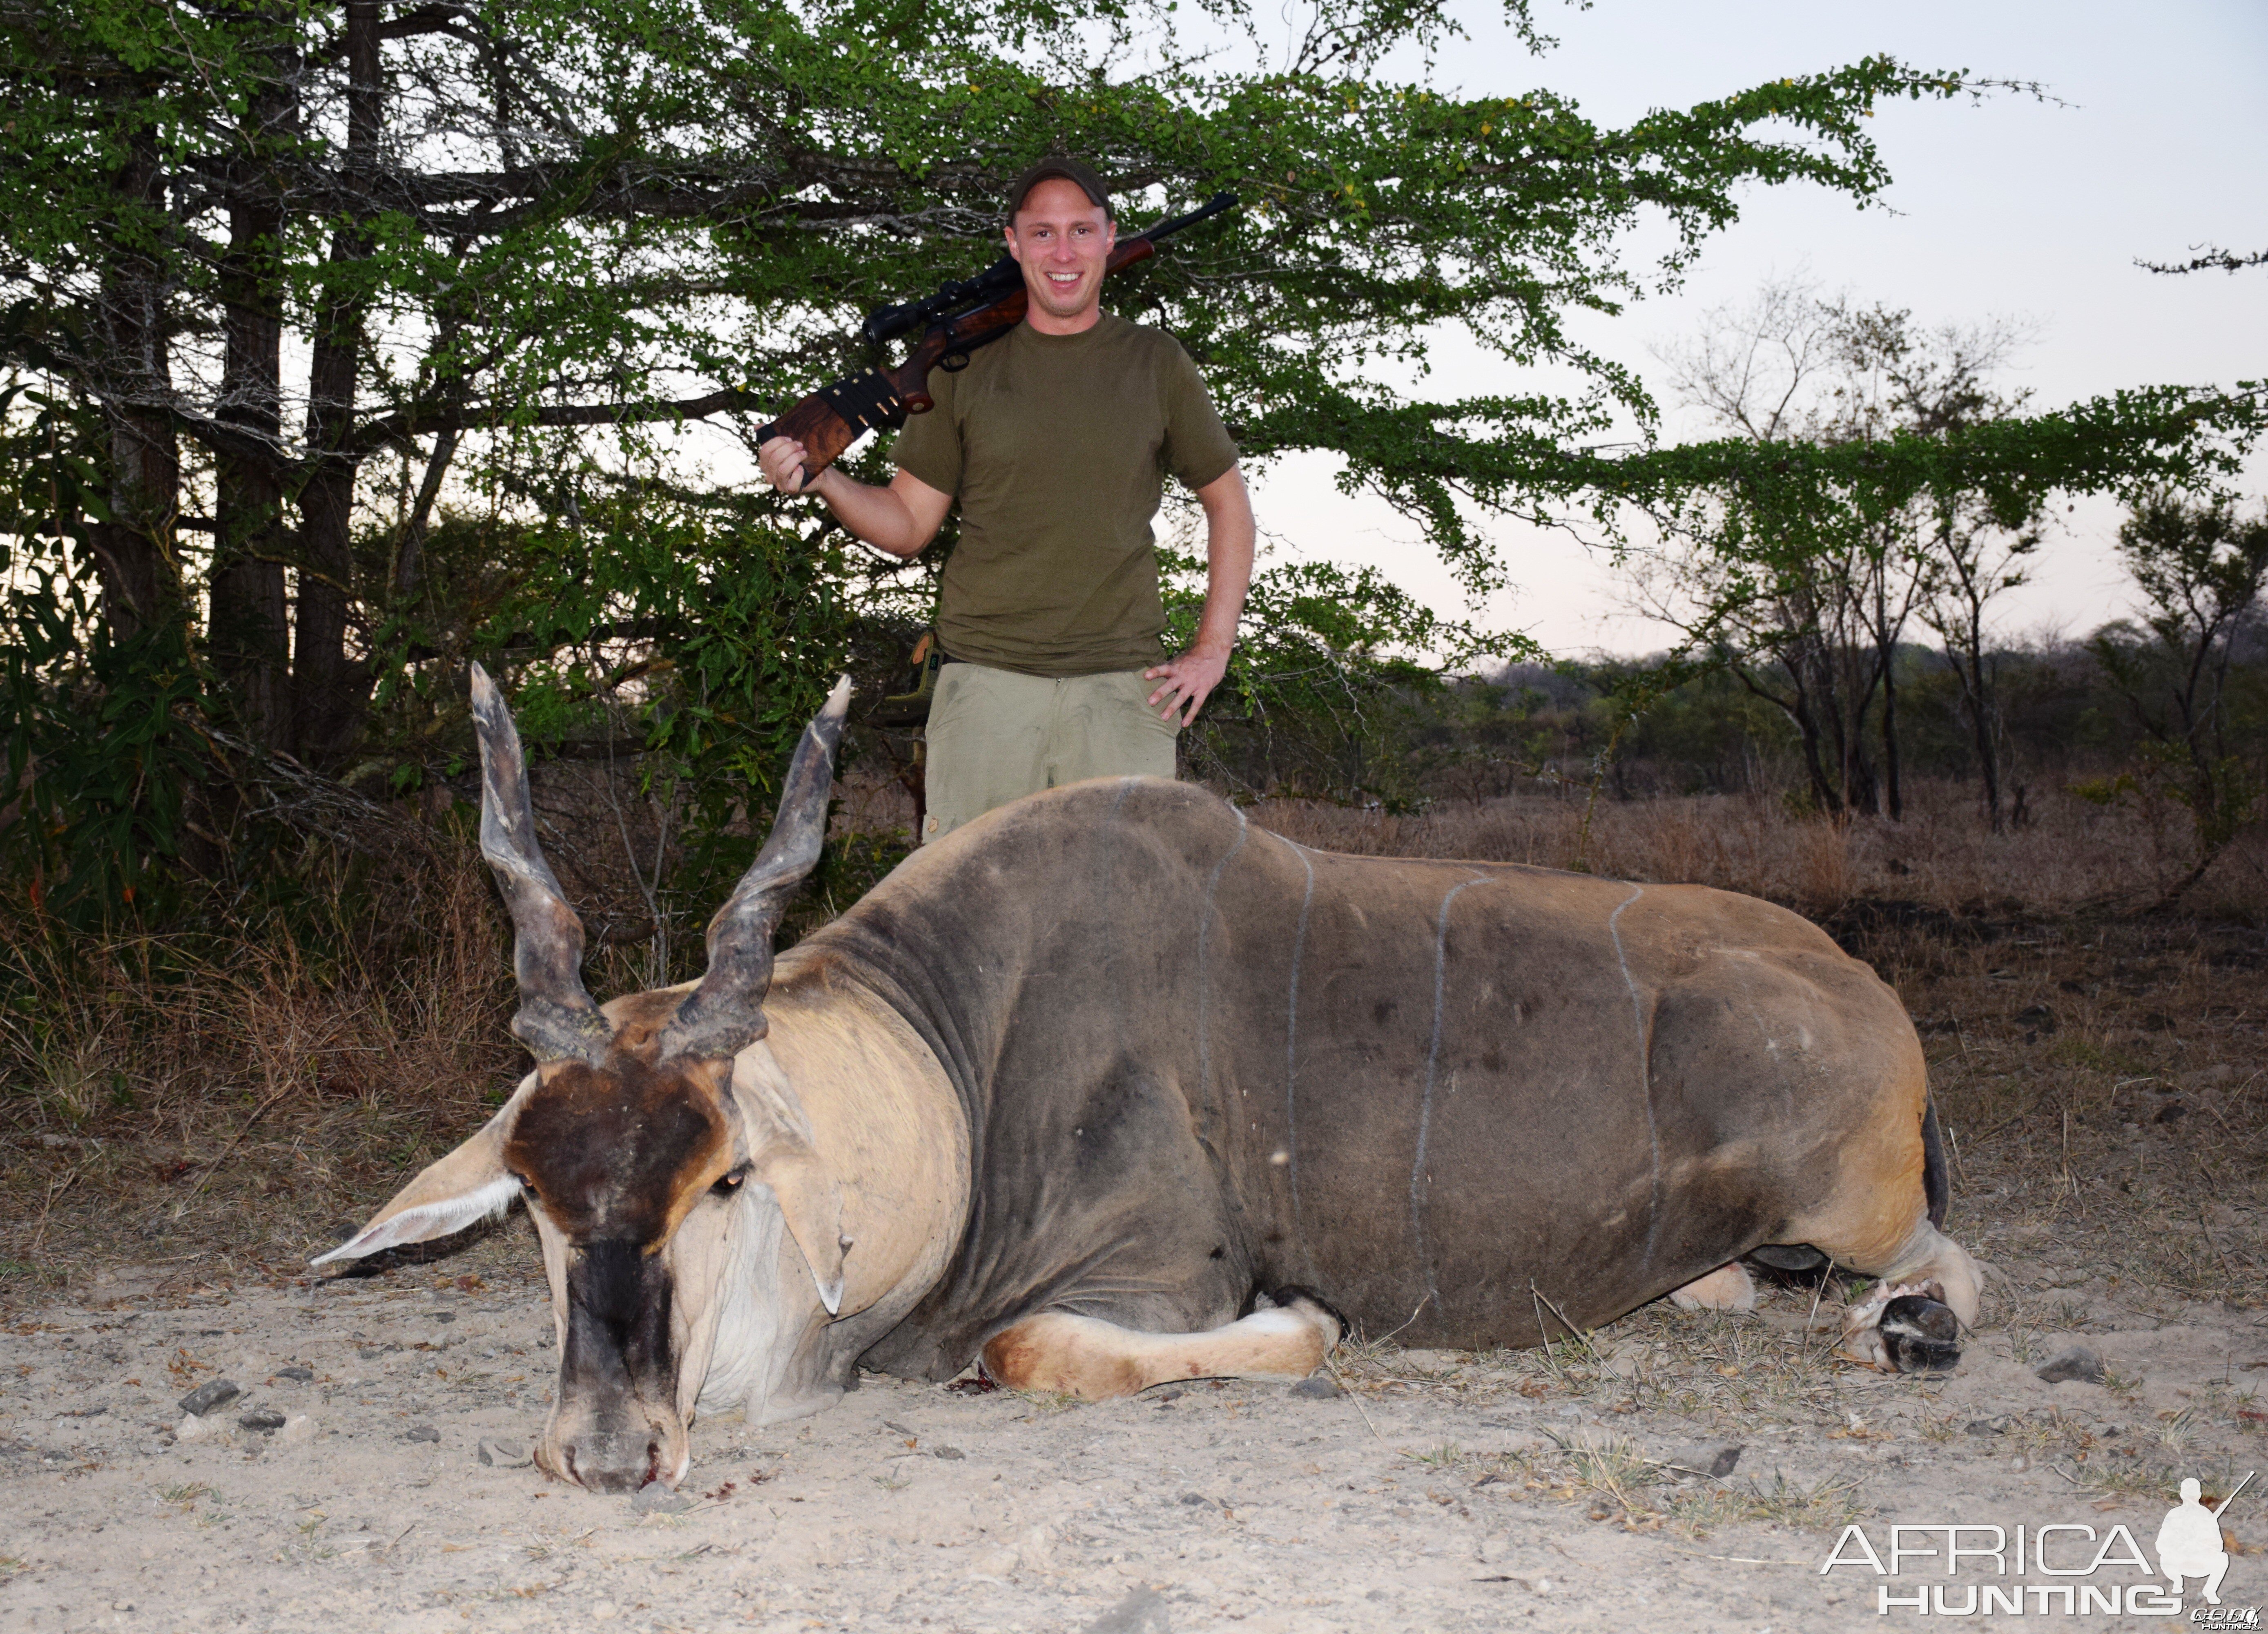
[758,191,1237,483]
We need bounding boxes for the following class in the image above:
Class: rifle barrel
[1136,190,1239,243]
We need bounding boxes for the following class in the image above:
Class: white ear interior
[309,1174,520,1267]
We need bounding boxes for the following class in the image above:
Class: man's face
[1006,178,1115,327]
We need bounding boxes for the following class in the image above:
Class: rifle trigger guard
[938,351,972,374]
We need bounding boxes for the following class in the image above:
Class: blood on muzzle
[552,1239,680,1493]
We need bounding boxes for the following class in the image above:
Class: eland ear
[727,1050,848,1313]
[754,1136,849,1317]
[310,1086,530,1268]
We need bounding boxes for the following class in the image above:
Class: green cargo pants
[920,661,1178,844]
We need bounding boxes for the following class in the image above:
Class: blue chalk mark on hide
[1607,884,1664,1267]
[1414,871,1496,1315]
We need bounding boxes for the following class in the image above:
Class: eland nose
[561,1432,664,1493]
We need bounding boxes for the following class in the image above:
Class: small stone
[434,1312,455,1324]
[1289,1374,1344,1400]
[175,1413,220,1444]
[1082,1586,1171,1634]
[1965,1419,2004,1437]
[275,1366,314,1383]
[404,1424,441,1443]
[933,1445,965,1460]
[239,1409,287,1432]
[178,1380,241,1417]
[279,1415,317,1446]
[2036,1346,2106,1385]
[477,1438,531,1468]
[1668,1444,1743,1479]
[630,1480,692,1515]
[357,1348,383,1361]
[1179,1491,1211,1506]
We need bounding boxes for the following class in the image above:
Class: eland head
[313,665,854,1492]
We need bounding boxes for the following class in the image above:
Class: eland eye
[711,1168,749,1197]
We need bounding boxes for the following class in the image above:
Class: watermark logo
[1817,1471,2255,1618]
[2161,1476,2240,1607]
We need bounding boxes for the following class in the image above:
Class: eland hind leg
[980,1289,1342,1400]
[1789,1102,1980,1373]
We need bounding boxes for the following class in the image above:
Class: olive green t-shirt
[891,312,1239,677]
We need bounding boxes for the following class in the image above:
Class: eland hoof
[1879,1295,1961,1373]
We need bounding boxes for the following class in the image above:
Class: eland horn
[468,663,614,1065]
[659,676,852,1062]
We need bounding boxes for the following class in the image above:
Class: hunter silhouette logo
[2159,1473,2251,1607]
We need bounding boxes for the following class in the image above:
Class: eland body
[318,675,1979,1491]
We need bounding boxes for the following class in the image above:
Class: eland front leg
[979,1289,1343,1398]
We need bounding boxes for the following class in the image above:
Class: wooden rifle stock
[757,232,1172,485]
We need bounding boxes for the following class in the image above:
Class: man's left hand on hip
[1143,646,1230,728]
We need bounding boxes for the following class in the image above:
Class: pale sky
[1246,0,2268,657]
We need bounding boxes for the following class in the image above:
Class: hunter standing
[756,158,1255,843]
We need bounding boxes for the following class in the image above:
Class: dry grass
[0,850,522,1288]
[1399,1423,1868,1537]
[1249,776,2268,921]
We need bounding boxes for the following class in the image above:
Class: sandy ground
[3,1216,2261,1634]
[7,897,2267,1632]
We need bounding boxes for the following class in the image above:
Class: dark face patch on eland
[503,1052,732,1246]
[552,1237,681,1491]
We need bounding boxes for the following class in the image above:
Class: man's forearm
[1192,471,1256,654]
[759,431,947,556]
[805,467,927,558]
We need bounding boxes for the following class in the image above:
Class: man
[757,157,1255,843]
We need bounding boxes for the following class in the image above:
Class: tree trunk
[1740,661,1839,814]
[292,0,381,766]
[1969,652,2001,834]
[210,186,293,753]
[1875,565,1903,821]
[208,51,297,754]
[89,141,179,640]
[1879,648,1903,821]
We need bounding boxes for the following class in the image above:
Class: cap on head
[1006,156,1113,224]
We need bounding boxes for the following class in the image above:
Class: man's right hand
[757,451,953,561]
[758,435,816,496]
